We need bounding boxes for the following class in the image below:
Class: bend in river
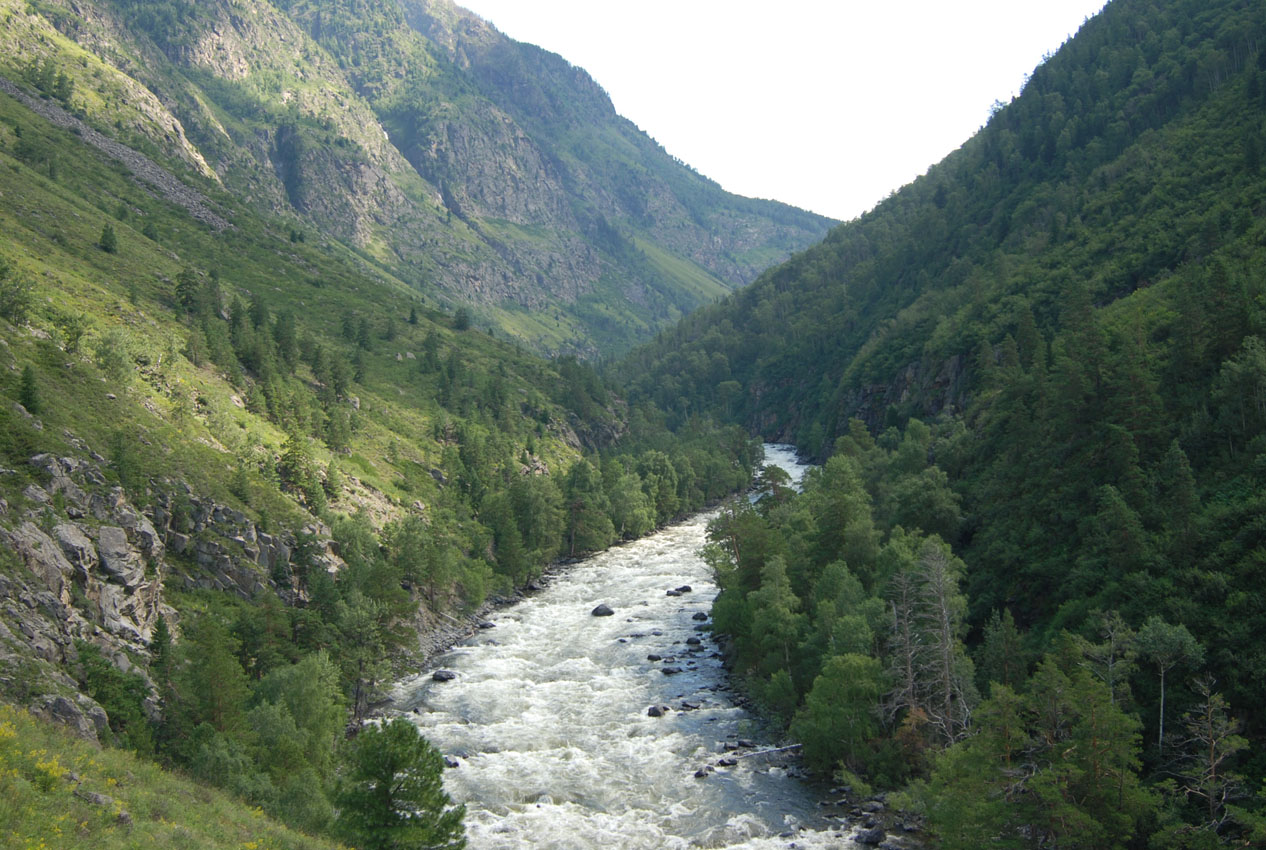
[393,445,860,849]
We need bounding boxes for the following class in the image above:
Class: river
[392,445,861,849]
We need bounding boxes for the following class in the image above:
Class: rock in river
[592,604,615,617]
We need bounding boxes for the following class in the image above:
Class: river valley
[393,446,869,849]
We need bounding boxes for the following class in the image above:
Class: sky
[452,0,1108,222]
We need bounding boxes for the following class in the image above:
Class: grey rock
[74,789,114,806]
[54,523,97,579]
[855,828,886,845]
[7,522,73,605]
[31,694,101,743]
[692,612,708,621]
[97,526,145,588]
[166,532,191,554]
[591,604,614,617]
[432,670,457,682]
[23,483,51,504]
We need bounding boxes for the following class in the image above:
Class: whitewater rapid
[393,446,861,849]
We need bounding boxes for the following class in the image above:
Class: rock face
[148,487,344,601]
[0,448,343,741]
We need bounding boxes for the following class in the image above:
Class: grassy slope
[0,68,583,535]
[0,703,342,850]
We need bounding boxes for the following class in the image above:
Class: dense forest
[611,0,1266,845]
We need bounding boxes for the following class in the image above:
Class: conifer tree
[334,717,465,850]
[99,222,118,253]
[18,364,40,414]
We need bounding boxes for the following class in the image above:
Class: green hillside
[618,0,1266,844]
[0,19,759,842]
[0,702,345,850]
[0,0,832,358]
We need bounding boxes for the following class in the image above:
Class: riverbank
[397,443,810,677]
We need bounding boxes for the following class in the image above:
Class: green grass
[632,236,730,305]
[0,702,343,850]
[0,67,589,536]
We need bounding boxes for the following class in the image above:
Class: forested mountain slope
[0,0,832,357]
[0,6,760,838]
[619,0,1266,844]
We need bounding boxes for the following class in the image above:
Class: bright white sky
[453,0,1108,221]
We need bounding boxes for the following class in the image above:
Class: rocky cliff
[0,439,344,744]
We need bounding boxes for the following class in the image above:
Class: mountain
[618,0,1266,840]
[0,0,764,837]
[0,0,832,357]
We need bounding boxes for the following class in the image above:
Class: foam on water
[393,445,858,848]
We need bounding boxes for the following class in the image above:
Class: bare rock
[31,694,103,744]
[591,604,614,617]
[97,527,145,588]
[7,522,74,605]
[54,523,98,580]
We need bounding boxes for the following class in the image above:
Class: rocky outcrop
[1,443,348,741]
[148,487,344,601]
[6,457,171,649]
[838,354,971,434]
[0,78,228,230]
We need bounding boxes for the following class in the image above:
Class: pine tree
[176,266,200,314]
[334,718,465,850]
[18,364,40,414]
[99,223,118,253]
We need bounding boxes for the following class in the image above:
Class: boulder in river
[647,654,662,661]
[666,589,681,597]
[717,757,738,767]
[686,636,702,646]
[432,670,457,682]
[477,621,496,630]
[647,705,666,717]
[854,827,886,845]
[661,666,683,675]
[692,612,708,621]
[675,585,692,593]
[591,604,615,616]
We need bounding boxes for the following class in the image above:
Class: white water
[393,445,857,849]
